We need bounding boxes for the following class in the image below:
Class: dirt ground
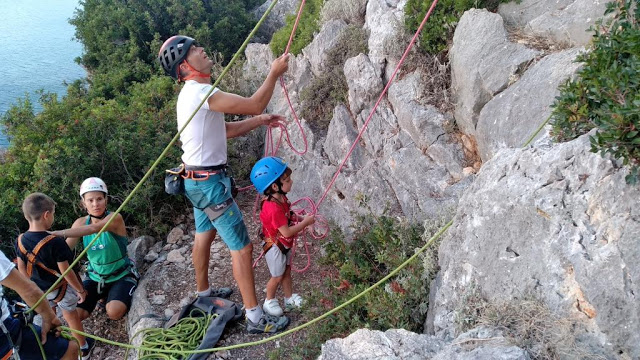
[83,189,330,360]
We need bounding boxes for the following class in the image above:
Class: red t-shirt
[260,196,294,248]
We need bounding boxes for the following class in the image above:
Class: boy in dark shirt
[16,193,93,358]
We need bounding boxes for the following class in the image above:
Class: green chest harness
[83,213,132,287]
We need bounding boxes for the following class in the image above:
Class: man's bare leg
[192,229,217,292]
[230,243,258,308]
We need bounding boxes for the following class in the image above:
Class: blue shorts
[184,174,251,251]
[0,317,70,360]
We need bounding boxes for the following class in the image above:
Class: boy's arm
[58,261,84,294]
[277,215,315,238]
[16,257,28,276]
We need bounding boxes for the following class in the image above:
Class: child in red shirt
[250,157,315,316]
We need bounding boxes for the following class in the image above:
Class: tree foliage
[0,0,262,247]
[71,0,258,98]
[551,0,640,184]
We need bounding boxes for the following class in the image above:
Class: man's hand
[39,311,62,344]
[270,53,290,78]
[261,114,286,127]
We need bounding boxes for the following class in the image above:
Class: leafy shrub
[274,210,449,359]
[300,26,368,129]
[405,0,512,54]
[551,0,640,184]
[270,0,323,56]
[0,76,184,245]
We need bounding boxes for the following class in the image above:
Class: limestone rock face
[450,9,539,136]
[324,104,363,170]
[344,54,383,115]
[318,327,531,360]
[302,19,349,76]
[252,0,300,43]
[498,0,609,46]
[321,0,368,25]
[429,133,640,358]
[475,47,584,162]
[364,0,407,71]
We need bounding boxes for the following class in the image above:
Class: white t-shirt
[177,81,227,167]
[0,251,16,322]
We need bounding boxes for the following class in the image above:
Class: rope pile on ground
[125,309,215,359]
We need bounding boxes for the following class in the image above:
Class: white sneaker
[284,293,303,311]
[263,298,283,316]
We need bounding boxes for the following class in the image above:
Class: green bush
[0,76,184,245]
[300,26,368,129]
[270,0,323,56]
[273,210,448,359]
[405,0,512,54]
[0,0,264,249]
[551,0,640,184]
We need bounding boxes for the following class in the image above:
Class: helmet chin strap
[179,60,211,82]
[90,211,108,220]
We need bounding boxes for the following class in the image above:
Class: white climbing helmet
[79,177,108,197]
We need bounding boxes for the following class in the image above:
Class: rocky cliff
[125,0,638,358]
[245,0,638,359]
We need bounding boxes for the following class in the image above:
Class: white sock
[246,305,264,323]
[197,288,211,297]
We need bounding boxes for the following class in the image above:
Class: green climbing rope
[124,309,216,359]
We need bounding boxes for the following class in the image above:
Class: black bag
[165,165,185,195]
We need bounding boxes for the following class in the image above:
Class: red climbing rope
[253,0,441,273]
[315,0,440,208]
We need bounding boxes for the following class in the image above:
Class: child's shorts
[47,286,78,312]
[264,244,292,277]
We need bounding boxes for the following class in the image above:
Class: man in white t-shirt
[0,250,78,359]
[158,35,290,333]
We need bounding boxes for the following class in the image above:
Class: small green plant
[551,0,640,184]
[270,210,450,359]
[300,26,368,129]
[405,0,513,54]
[270,0,324,56]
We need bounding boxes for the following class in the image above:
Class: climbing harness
[0,301,37,360]
[165,164,186,195]
[17,234,69,304]
[82,217,136,292]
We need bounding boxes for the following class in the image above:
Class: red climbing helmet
[158,35,195,80]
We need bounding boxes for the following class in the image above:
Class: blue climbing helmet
[250,156,288,195]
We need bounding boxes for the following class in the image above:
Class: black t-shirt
[16,231,74,291]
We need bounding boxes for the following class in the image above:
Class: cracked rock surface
[428,132,640,359]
